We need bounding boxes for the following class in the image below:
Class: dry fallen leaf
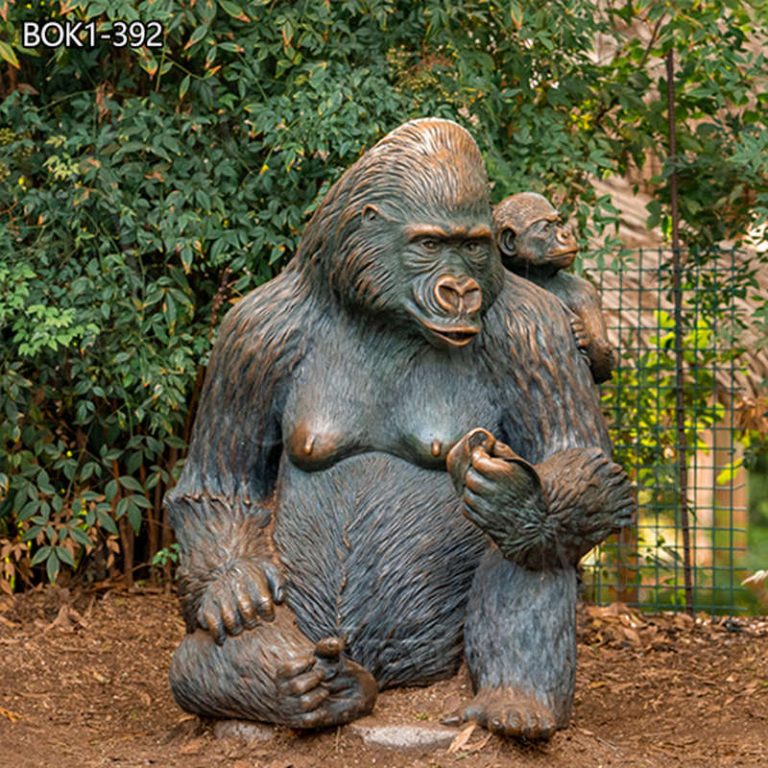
[448,722,476,753]
[0,707,21,723]
[464,733,493,753]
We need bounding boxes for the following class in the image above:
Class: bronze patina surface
[493,192,615,384]
[165,119,634,740]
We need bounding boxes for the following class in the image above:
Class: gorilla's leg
[170,607,377,728]
[463,548,577,740]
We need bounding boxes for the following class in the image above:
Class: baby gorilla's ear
[498,227,517,258]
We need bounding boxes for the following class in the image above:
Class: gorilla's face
[375,211,497,350]
[294,118,504,343]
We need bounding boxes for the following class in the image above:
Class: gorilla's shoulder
[487,272,573,340]
[210,269,315,373]
[214,269,312,338]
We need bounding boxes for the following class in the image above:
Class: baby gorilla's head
[493,193,577,276]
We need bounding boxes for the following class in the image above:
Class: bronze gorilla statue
[165,119,634,741]
[493,192,615,384]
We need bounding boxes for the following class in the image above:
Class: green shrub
[1,0,765,589]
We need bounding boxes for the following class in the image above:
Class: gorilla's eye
[464,239,482,255]
[420,238,440,252]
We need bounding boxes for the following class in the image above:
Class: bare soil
[1,588,766,768]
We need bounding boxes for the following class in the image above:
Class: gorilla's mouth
[423,321,480,347]
[551,245,577,259]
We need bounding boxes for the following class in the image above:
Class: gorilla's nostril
[556,227,574,245]
[435,277,462,312]
[464,287,482,314]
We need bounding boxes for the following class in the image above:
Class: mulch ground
[0,587,766,768]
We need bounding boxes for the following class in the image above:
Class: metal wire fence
[582,247,752,614]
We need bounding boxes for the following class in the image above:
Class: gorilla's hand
[447,429,552,566]
[197,558,285,645]
[448,430,635,568]
[570,316,591,351]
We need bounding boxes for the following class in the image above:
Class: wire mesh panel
[582,248,750,613]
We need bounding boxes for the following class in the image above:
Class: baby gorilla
[493,192,615,383]
[166,120,634,740]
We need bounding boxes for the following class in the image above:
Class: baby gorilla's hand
[570,316,591,351]
[197,559,285,645]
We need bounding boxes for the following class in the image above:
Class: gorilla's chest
[282,328,499,471]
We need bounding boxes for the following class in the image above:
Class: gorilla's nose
[556,225,576,247]
[435,276,482,316]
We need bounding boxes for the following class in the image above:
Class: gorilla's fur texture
[166,119,634,740]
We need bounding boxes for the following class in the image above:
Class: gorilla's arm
[556,273,615,384]
[448,433,633,569]
[165,271,313,639]
[460,275,634,568]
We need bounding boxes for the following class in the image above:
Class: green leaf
[96,510,119,536]
[119,475,144,492]
[46,551,60,584]
[179,74,191,100]
[116,497,130,518]
[0,41,19,69]
[56,546,75,567]
[105,479,118,502]
[185,24,209,50]
[127,502,143,534]
[218,0,249,21]
[30,546,52,567]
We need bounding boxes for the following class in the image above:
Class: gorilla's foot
[170,610,376,728]
[277,637,378,729]
[464,686,558,741]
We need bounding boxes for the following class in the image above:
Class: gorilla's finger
[491,440,521,462]
[202,604,226,646]
[263,562,285,604]
[247,571,275,622]
[296,686,330,713]
[463,487,489,514]
[313,638,345,682]
[470,447,513,480]
[315,636,344,658]
[232,579,258,630]
[446,445,470,494]
[219,593,242,636]
[284,669,325,696]
[293,707,332,728]
[276,655,315,680]
[465,467,494,496]
[466,428,496,453]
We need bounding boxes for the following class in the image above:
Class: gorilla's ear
[362,204,381,223]
[499,228,517,258]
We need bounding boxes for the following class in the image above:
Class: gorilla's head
[293,118,505,349]
[493,192,578,275]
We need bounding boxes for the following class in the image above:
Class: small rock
[213,720,276,743]
[349,719,458,749]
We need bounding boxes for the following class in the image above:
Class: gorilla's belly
[273,452,488,688]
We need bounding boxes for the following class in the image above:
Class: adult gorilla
[166,118,634,740]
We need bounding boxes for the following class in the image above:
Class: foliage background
[1,0,766,591]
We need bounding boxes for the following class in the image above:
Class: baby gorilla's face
[392,217,496,349]
[515,216,577,271]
